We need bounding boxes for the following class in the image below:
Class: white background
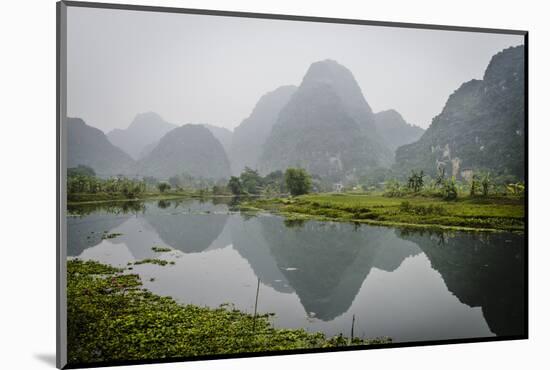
[1,0,548,369]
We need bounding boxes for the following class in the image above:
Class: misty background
[67,7,523,132]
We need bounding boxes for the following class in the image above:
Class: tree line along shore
[67,165,524,232]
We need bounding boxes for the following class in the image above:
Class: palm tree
[470,174,479,196]
[435,167,446,187]
[481,172,491,196]
[408,170,425,192]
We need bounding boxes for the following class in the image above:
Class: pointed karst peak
[107,112,178,160]
[246,85,298,119]
[128,111,166,129]
[299,59,376,126]
[66,116,86,127]
[374,109,424,152]
[483,44,524,85]
[301,59,356,88]
[266,85,299,102]
[376,109,404,121]
[271,84,298,94]
[138,123,231,180]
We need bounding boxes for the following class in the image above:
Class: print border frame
[56,1,529,368]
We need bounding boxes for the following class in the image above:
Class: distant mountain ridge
[374,109,425,152]
[138,124,231,180]
[202,124,233,156]
[69,118,232,180]
[394,45,525,180]
[107,112,177,160]
[69,46,524,183]
[230,85,297,175]
[67,117,136,177]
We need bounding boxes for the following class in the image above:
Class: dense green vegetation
[67,167,224,204]
[156,182,171,193]
[226,167,312,196]
[67,167,147,202]
[236,166,524,232]
[68,164,524,232]
[67,259,389,364]
[227,167,286,196]
[241,193,524,232]
[284,168,312,196]
[165,172,228,193]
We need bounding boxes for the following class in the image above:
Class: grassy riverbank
[239,193,525,232]
[67,259,389,365]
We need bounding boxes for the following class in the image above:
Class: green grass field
[242,193,525,232]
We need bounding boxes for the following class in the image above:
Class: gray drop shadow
[34,353,56,367]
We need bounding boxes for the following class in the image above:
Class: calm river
[67,198,525,343]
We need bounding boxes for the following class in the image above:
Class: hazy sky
[67,7,523,132]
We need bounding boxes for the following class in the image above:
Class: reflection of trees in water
[69,200,524,338]
[258,218,420,320]
[211,196,233,206]
[68,201,146,217]
[399,229,525,337]
[68,201,146,256]
[157,200,171,209]
[283,219,306,228]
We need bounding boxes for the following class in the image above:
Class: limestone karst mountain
[107,112,177,160]
[374,109,424,153]
[138,124,231,180]
[67,117,136,177]
[203,124,233,157]
[259,60,393,181]
[230,85,297,175]
[394,45,525,180]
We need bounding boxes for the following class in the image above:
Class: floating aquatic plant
[151,246,172,252]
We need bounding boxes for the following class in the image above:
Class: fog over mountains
[203,124,233,156]
[106,112,177,160]
[67,117,135,176]
[259,60,398,180]
[230,85,298,175]
[374,110,425,152]
[67,45,524,182]
[138,124,231,179]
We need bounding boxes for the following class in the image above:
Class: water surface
[68,199,525,343]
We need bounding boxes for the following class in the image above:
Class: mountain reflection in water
[68,199,525,342]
